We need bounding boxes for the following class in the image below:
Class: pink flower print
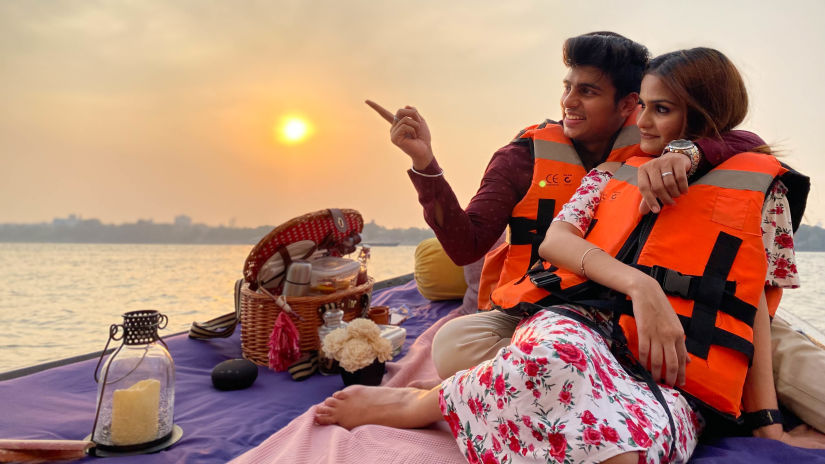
[479,366,493,388]
[775,233,794,249]
[593,358,616,392]
[774,257,789,269]
[516,339,535,355]
[522,415,533,428]
[492,436,502,453]
[497,398,505,409]
[525,380,535,390]
[524,360,539,377]
[558,389,572,404]
[553,342,587,371]
[494,374,506,396]
[626,419,652,447]
[532,389,541,399]
[444,409,462,438]
[628,404,651,428]
[547,432,567,462]
[536,357,549,365]
[532,429,544,441]
[507,420,519,435]
[508,435,520,452]
[774,268,789,279]
[498,423,509,437]
[481,450,499,464]
[465,439,480,464]
[600,424,619,443]
[581,410,598,426]
[583,427,602,446]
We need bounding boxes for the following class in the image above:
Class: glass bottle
[91,310,175,451]
[356,245,371,285]
[318,305,346,375]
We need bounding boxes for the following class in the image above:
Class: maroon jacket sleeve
[408,142,533,265]
[695,130,767,170]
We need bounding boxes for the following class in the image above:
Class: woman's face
[637,74,686,154]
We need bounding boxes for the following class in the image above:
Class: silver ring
[661,171,673,177]
[393,116,399,123]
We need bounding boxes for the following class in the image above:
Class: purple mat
[0,280,449,463]
[2,280,824,463]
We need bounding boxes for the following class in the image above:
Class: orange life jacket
[477,112,644,309]
[497,153,808,418]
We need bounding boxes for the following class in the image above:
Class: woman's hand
[627,275,688,387]
[365,100,434,170]
[637,152,691,214]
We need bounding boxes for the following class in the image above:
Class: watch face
[668,139,694,150]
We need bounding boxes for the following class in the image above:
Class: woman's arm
[539,177,689,387]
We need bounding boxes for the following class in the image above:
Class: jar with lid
[317,305,347,375]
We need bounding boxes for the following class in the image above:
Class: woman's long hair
[646,48,750,143]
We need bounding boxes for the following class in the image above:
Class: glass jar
[91,310,175,451]
[318,305,346,375]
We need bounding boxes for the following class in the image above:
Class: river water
[0,243,823,374]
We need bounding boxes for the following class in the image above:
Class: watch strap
[742,408,783,430]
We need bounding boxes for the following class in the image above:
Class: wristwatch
[664,139,702,178]
[742,408,784,430]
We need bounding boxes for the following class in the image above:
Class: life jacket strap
[508,198,557,267]
[633,265,756,327]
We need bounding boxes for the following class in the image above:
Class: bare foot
[314,385,442,430]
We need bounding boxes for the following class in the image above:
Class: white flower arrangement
[322,318,393,373]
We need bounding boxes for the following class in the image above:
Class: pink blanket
[229,309,467,464]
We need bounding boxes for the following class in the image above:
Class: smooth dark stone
[211,358,258,391]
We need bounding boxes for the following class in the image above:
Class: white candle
[110,378,161,445]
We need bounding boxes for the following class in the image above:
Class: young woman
[437,47,822,463]
[317,48,825,463]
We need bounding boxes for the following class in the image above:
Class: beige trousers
[431,310,825,433]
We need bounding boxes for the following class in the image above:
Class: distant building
[174,215,192,227]
[52,214,80,227]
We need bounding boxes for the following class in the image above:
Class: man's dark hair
[563,32,650,102]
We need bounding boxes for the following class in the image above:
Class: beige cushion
[414,238,467,301]
[772,316,825,433]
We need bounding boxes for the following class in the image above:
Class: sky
[2,0,824,229]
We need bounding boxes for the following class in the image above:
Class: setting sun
[278,116,312,145]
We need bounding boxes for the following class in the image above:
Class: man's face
[560,66,628,149]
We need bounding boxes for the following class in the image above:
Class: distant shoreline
[4,217,825,251]
[0,217,433,247]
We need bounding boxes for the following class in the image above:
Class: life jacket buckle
[657,267,693,299]
[529,270,561,290]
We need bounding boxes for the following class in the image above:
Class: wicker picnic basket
[238,278,373,365]
[238,208,374,366]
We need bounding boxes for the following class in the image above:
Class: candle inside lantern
[110,379,161,445]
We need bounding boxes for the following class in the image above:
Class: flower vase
[340,360,386,386]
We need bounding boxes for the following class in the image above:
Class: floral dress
[438,168,799,464]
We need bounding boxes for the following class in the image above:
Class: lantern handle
[93,324,122,383]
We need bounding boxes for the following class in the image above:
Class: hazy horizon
[3,1,825,229]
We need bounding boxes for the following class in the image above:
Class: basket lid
[244,208,363,289]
